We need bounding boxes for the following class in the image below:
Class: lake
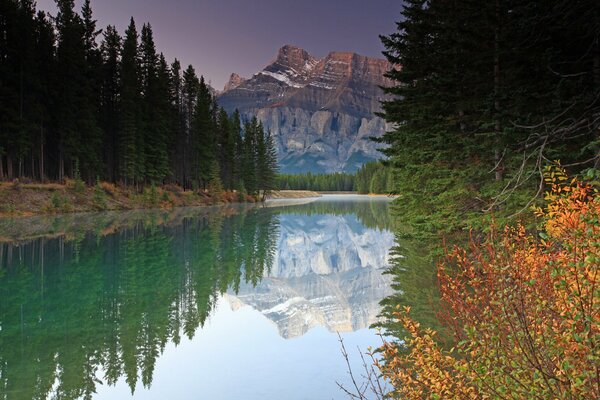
[0,195,395,400]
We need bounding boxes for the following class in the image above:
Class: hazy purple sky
[36,0,403,89]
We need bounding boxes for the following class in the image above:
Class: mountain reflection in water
[0,196,394,399]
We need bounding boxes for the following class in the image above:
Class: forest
[277,161,395,194]
[371,1,600,398]
[0,0,278,195]
[379,0,600,235]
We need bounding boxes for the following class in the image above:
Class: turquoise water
[0,195,394,399]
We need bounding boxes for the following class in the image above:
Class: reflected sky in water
[0,195,394,400]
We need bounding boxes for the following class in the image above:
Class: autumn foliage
[377,169,599,399]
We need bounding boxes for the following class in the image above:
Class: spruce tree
[119,17,140,186]
[181,65,198,189]
[139,23,168,184]
[216,107,235,189]
[100,25,121,182]
[241,117,258,195]
[192,76,215,190]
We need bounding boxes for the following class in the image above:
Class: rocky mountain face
[218,45,393,173]
[223,73,247,92]
[226,213,395,339]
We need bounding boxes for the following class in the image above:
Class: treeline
[277,172,355,192]
[355,161,394,194]
[0,0,277,194]
[277,161,394,194]
[380,0,600,234]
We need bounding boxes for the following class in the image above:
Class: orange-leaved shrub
[377,168,599,399]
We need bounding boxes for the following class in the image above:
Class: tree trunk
[40,123,45,182]
[7,154,13,180]
[0,154,4,181]
[31,152,35,181]
[493,0,503,181]
[59,148,64,183]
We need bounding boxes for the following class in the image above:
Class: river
[0,195,395,400]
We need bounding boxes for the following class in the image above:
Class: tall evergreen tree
[241,117,258,195]
[100,25,121,182]
[119,17,140,185]
[139,23,169,183]
[181,65,198,189]
[216,107,235,189]
[33,10,55,182]
[192,76,215,190]
[169,58,184,185]
[380,0,600,234]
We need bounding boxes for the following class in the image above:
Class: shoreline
[0,183,393,218]
[0,181,257,218]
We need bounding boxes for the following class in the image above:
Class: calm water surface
[0,195,395,399]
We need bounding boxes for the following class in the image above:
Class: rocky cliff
[218,45,393,173]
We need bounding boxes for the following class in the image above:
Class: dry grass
[0,181,248,217]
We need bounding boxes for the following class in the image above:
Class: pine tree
[230,109,244,190]
[100,25,121,182]
[216,107,235,189]
[139,23,168,184]
[119,17,140,186]
[55,0,86,180]
[169,59,184,185]
[192,76,215,190]
[181,65,198,189]
[33,10,55,182]
[78,0,102,182]
[242,117,260,195]
[256,127,278,201]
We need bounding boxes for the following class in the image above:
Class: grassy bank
[0,180,257,218]
[266,190,322,199]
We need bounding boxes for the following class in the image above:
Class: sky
[36,0,403,90]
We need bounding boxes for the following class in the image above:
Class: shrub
[93,178,107,208]
[50,192,62,209]
[144,183,159,207]
[377,168,600,399]
[100,181,117,196]
[71,161,85,194]
[163,183,183,193]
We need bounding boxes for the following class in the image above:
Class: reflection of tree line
[271,199,394,231]
[0,209,279,399]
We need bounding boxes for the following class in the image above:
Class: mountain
[218,45,393,173]
[226,213,395,339]
[223,73,247,92]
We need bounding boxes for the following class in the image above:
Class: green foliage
[207,161,224,201]
[50,192,63,209]
[380,0,600,237]
[277,172,355,192]
[93,177,107,208]
[0,1,278,197]
[72,160,86,193]
[143,183,159,207]
[49,191,71,213]
[277,161,394,194]
[356,161,394,194]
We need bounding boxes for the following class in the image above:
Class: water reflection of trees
[0,208,279,399]
[272,198,394,231]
